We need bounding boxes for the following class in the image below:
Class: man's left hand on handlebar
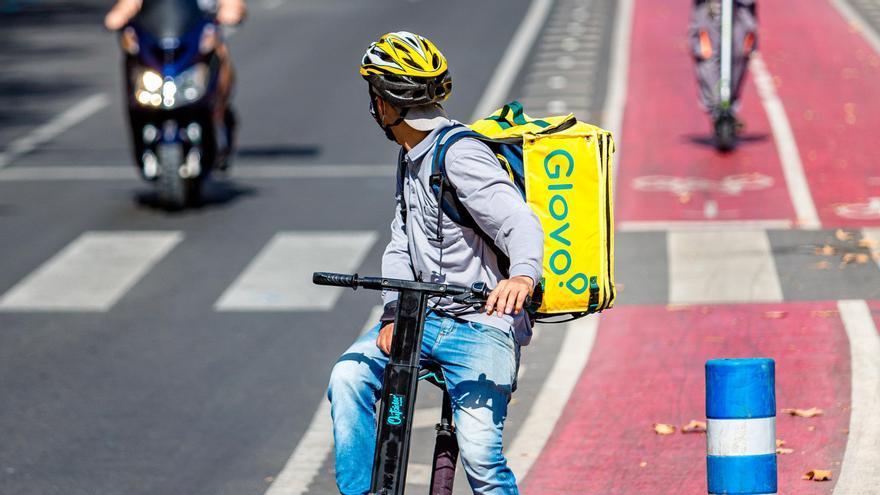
[485,275,534,316]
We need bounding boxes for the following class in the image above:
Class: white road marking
[471,0,555,120]
[750,54,821,230]
[0,93,108,170]
[863,228,880,270]
[602,0,634,142]
[401,462,432,486]
[506,315,599,480]
[830,0,880,55]
[667,230,783,304]
[618,219,793,232]
[264,306,382,495]
[836,300,880,493]
[215,231,378,311]
[0,164,395,181]
[0,231,181,311]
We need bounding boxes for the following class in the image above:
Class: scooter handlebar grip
[312,272,356,288]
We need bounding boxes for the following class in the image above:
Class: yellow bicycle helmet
[360,31,452,108]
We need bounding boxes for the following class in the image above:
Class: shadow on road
[681,132,770,149]
[236,145,322,159]
[133,179,259,213]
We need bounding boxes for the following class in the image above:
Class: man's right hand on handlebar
[377,323,394,355]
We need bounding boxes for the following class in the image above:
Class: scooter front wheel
[157,143,201,209]
[714,113,737,152]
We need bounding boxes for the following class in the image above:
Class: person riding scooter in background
[105,0,244,145]
[106,0,246,208]
[689,0,757,151]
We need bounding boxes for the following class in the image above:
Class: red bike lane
[518,0,880,492]
[759,0,880,228]
[615,0,795,228]
[522,303,851,494]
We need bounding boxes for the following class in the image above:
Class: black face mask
[370,92,408,142]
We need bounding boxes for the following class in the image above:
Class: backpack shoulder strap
[395,146,408,225]
[429,124,484,228]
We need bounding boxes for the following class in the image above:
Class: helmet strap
[370,90,409,142]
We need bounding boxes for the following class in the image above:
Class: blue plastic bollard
[706,358,777,495]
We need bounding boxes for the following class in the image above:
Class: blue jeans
[327,313,521,494]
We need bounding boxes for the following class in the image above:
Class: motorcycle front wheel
[157,143,201,209]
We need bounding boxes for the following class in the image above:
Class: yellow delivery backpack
[420,101,615,319]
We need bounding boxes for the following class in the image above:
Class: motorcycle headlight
[134,65,208,109]
[175,64,209,104]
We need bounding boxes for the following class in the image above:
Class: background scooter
[120,0,234,209]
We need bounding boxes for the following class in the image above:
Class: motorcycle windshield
[134,0,206,39]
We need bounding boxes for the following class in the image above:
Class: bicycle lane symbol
[833,197,880,220]
[632,173,774,201]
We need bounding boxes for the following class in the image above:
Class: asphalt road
[0,1,570,494]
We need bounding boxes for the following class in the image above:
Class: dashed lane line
[667,230,783,305]
[0,164,396,181]
[215,231,378,311]
[471,0,555,120]
[0,93,108,170]
[0,231,182,312]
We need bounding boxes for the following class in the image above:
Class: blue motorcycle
[119,0,235,208]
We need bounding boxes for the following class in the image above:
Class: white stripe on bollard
[707,418,777,457]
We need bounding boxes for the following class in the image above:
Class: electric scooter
[714,0,737,151]
[313,272,536,494]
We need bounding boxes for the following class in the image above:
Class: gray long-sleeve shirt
[381,120,544,345]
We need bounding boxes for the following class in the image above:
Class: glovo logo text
[543,149,590,295]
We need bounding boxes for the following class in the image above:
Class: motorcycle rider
[327,32,543,494]
[689,0,757,130]
[105,0,244,163]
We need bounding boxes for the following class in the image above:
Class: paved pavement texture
[1,0,879,494]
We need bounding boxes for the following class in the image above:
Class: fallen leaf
[704,335,724,343]
[776,439,786,447]
[654,423,676,435]
[678,192,692,204]
[813,261,830,270]
[764,310,787,319]
[666,304,690,312]
[858,238,878,249]
[782,407,824,418]
[264,476,275,483]
[842,253,857,264]
[803,470,832,481]
[816,245,836,256]
[811,310,837,318]
[808,426,816,432]
[856,253,870,264]
[777,447,794,455]
[681,420,707,433]
[639,461,648,468]
[835,229,853,241]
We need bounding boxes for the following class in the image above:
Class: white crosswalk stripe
[215,231,378,311]
[667,230,783,304]
[0,231,182,312]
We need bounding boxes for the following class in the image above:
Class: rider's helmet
[360,31,452,108]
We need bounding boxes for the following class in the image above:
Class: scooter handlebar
[312,272,357,288]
